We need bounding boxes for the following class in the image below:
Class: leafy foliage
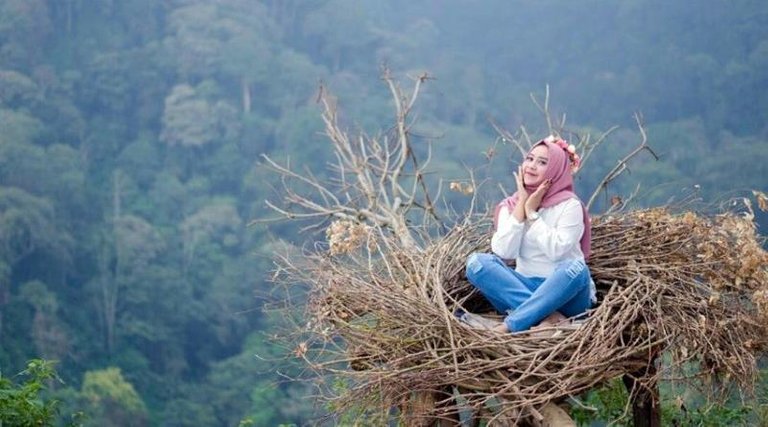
[0,359,82,426]
[80,367,148,426]
[570,379,631,426]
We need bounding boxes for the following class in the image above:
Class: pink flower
[543,136,581,171]
[571,154,581,172]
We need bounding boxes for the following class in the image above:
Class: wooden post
[622,356,660,427]
[402,388,463,427]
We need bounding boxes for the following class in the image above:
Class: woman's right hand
[513,165,528,201]
[511,165,529,222]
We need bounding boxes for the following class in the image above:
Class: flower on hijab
[543,135,581,172]
[571,153,581,172]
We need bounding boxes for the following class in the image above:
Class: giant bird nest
[280,202,768,425]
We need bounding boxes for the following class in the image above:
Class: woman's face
[522,144,549,186]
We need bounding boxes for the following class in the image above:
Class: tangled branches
[262,71,768,425]
[275,203,768,425]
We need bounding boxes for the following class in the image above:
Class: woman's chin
[526,178,542,186]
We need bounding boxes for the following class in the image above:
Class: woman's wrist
[512,204,527,222]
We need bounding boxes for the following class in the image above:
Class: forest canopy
[1,0,767,425]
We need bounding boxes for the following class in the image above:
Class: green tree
[80,367,148,427]
[160,84,221,148]
[0,69,39,107]
[0,0,51,67]
[302,0,380,71]
[180,199,242,277]
[89,171,164,354]
[0,109,43,146]
[204,332,313,426]
[0,359,77,426]
[0,187,73,345]
[19,281,70,362]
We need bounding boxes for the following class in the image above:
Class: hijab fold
[494,140,592,259]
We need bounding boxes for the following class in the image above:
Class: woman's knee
[466,252,496,279]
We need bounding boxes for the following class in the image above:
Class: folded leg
[505,259,592,332]
[465,253,536,313]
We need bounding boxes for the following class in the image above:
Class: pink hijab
[494,139,592,259]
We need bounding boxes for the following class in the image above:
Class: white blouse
[492,197,587,278]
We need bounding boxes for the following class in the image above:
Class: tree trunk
[402,387,462,426]
[103,171,124,355]
[241,77,251,113]
[0,283,5,342]
[623,358,661,427]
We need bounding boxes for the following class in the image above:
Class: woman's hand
[524,179,551,216]
[513,165,528,202]
[511,165,529,222]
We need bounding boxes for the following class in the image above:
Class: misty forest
[1,0,768,426]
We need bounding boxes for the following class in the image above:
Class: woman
[464,136,595,333]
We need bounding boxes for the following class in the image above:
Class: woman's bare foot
[492,323,509,333]
[526,312,568,338]
[538,311,567,328]
[486,312,569,335]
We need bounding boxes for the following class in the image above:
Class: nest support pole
[622,354,661,427]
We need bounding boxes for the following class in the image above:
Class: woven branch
[278,204,768,425]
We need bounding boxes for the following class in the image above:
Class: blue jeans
[465,253,592,332]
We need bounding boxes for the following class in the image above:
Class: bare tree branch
[262,70,444,250]
[586,113,658,211]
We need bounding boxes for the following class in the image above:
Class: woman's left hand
[524,179,551,215]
